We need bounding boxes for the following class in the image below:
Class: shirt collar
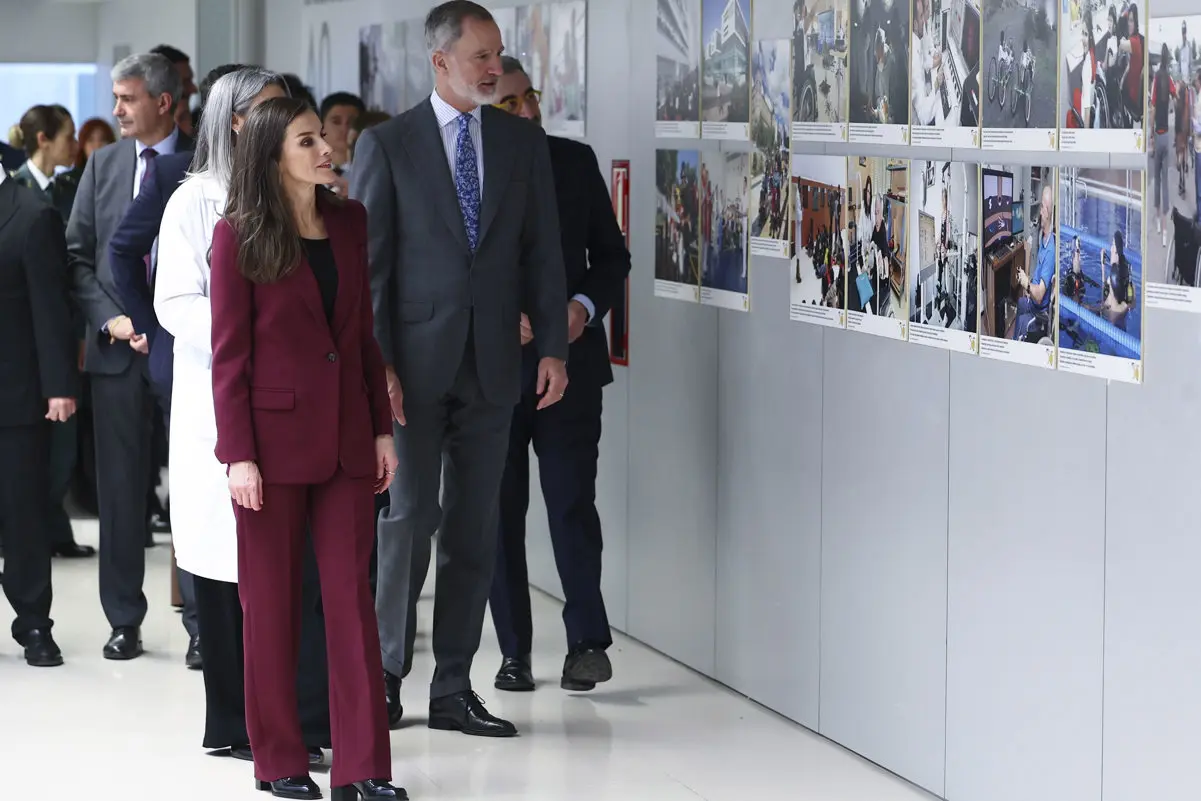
[136,126,181,158]
[0,171,6,187]
[25,159,53,190]
[430,89,482,129]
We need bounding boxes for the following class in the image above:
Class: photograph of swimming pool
[1057,167,1145,383]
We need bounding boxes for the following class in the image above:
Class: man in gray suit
[352,0,569,738]
[67,52,190,660]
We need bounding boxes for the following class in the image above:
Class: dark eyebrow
[294,129,318,138]
[497,93,519,104]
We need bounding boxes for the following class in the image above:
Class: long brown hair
[223,95,338,284]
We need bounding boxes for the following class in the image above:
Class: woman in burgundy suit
[209,96,403,801]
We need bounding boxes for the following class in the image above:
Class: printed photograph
[702,0,753,125]
[849,0,911,127]
[1061,0,1146,132]
[655,149,702,291]
[750,40,793,245]
[909,161,980,334]
[1057,168,1143,362]
[978,164,1057,344]
[359,23,403,115]
[700,151,751,302]
[1146,16,1200,298]
[793,0,851,125]
[402,19,434,112]
[846,157,909,319]
[546,1,587,136]
[515,5,552,107]
[792,156,848,311]
[657,0,703,129]
[910,0,982,131]
[982,0,1057,130]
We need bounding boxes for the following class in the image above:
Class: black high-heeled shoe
[330,779,407,800]
[256,775,322,799]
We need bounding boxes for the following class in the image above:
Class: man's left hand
[535,357,568,410]
[130,333,149,354]
[568,299,588,343]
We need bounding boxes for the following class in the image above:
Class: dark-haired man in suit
[0,171,78,667]
[68,51,192,660]
[487,56,630,693]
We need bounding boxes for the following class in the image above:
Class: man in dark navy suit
[108,63,248,671]
[0,141,27,174]
[488,56,631,693]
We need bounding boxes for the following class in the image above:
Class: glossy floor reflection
[0,520,935,800]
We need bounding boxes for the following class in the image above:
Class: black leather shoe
[20,628,63,667]
[561,647,612,691]
[185,635,202,669]
[383,670,403,729]
[231,745,253,762]
[51,542,96,558]
[428,691,517,737]
[331,779,407,800]
[255,776,321,799]
[307,748,323,765]
[103,627,143,660]
[149,512,171,533]
[494,656,535,692]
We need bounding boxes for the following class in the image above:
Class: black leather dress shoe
[231,745,253,762]
[331,779,407,800]
[428,691,517,737]
[51,542,96,558]
[561,647,612,691]
[494,656,535,692]
[20,628,63,667]
[383,670,403,729]
[103,627,143,660]
[149,512,171,534]
[185,635,202,669]
[255,776,321,799]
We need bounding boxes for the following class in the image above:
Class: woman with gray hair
[152,66,333,765]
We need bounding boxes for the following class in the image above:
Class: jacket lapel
[0,180,18,237]
[113,139,138,203]
[400,100,470,253]
[326,201,357,337]
[476,105,513,247]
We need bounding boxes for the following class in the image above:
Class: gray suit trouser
[375,340,512,699]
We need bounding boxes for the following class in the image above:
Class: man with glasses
[487,55,631,693]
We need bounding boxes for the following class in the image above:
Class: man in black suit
[0,141,27,173]
[67,52,191,659]
[0,171,78,667]
[487,56,631,693]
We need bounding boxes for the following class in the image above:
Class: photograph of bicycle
[982,0,1059,149]
[1059,0,1148,153]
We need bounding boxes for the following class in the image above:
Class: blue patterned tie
[455,113,480,251]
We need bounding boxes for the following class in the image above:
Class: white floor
[0,520,936,801]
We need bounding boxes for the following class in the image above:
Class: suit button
[327,352,337,362]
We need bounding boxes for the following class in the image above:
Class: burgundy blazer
[210,195,391,485]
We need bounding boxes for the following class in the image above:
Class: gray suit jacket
[351,99,567,407]
[66,133,193,375]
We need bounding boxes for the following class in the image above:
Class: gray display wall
[261,0,1201,799]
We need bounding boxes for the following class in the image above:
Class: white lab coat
[153,173,238,583]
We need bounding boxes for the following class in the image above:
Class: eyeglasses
[492,89,542,114]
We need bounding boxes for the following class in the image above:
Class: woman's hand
[375,435,397,494]
[229,461,263,511]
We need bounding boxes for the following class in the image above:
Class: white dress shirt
[134,126,181,198]
[24,159,53,191]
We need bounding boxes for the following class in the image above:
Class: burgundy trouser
[235,468,391,786]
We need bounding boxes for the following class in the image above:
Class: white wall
[95,0,197,71]
[0,4,100,63]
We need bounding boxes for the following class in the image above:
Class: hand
[330,174,350,197]
[130,333,149,354]
[535,357,568,410]
[519,313,534,346]
[108,315,135,341]
[1016,268,1029,290]
[374,435,397,494]
[45,398,76,422]
[228,461,263,511]
[385,366,406,426]
[567,300,588,344]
